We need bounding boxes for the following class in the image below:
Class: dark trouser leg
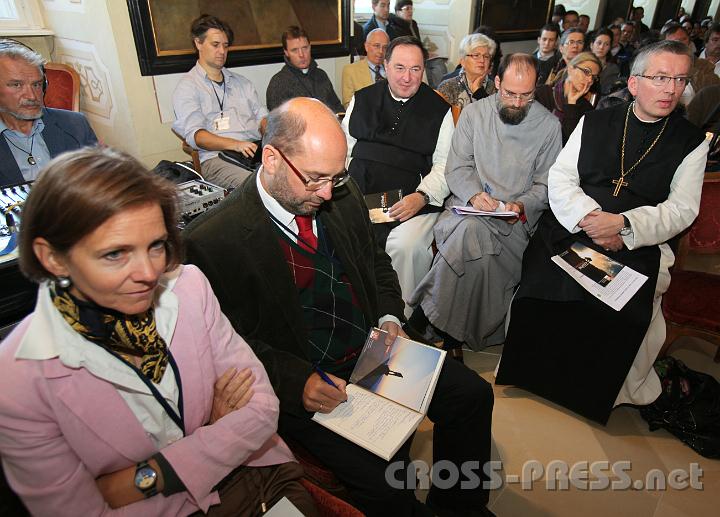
[426,358,494,510]
[195,462,318,517]
[279,412,433,517]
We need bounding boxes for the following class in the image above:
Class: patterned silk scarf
[50,286,169,383]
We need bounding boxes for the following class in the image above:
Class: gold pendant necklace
[612,102,669,197]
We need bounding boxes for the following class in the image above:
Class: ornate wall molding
[52,38,115,123]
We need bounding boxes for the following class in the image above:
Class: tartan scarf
[50,285,168,383]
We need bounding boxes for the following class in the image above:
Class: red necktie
[295,215,317,253]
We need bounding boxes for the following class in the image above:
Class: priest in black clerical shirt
[496,40,709,425]
[341,36,453,317]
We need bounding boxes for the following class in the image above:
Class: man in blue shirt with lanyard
[172,15,268,189]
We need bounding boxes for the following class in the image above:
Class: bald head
[365,28,390,66]
[261,98,348,214]
[263,97,345,158]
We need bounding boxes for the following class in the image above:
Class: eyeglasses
[391,64,423,74]
[368,43,388,51]
[276,148,350,191]
[574,65,599,82]
[467,52,492,61]
[635,74,689,87]
[399,6,413,12]
[565,39,585,47]
[499,89,535,102]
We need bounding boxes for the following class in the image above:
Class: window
[354,0,374,15]
[0,0,50,35]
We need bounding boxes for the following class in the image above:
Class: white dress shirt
[15,270,184,449]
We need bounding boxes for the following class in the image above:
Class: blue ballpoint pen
[313,363,340,390]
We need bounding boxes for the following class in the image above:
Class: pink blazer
[0,265,294,516]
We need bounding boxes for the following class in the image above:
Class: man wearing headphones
[0,40,97,187]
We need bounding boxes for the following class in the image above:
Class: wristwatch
[134,461,158,498]
[619,215,633,236]
[416,190,431,205]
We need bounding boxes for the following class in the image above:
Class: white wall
[681,0,698,15]
[711,0,720,21]
[560,0,608,30]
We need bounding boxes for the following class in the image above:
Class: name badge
[213,115,230,131]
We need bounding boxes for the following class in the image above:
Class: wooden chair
[171,129,202,174]
[660,172,720,362]
[181,139,202,174]
[44,62,81,112]
[434,89,461,126]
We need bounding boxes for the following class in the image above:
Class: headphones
[0,38,48,93]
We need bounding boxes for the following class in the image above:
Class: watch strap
[416,189,430,205]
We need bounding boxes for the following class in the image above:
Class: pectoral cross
[612,176,628,197]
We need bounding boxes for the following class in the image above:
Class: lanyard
[211,79,226,116]
[103,347,186,436]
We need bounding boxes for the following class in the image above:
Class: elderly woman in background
[535,51,601,143]
[0,148,317,516]
[589,28,622,94]
[437,33,497,109]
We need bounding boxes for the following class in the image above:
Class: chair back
[674,172,720,271]
[44,63,81,112]
[689,173,720,253]
[434,89,462,126]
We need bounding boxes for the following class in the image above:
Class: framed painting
[473,0,553,42]
[127,0,351,76]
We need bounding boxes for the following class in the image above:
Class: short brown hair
[282,26,309,50]
[190,14,234,50]
[19,147,182,283]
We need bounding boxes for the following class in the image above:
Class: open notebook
[312,328,445,460]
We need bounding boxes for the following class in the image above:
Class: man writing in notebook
[184,97,494,517]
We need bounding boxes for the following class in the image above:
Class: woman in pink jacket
[0,148,317,516]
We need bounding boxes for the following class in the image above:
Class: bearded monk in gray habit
[409,54,562,354]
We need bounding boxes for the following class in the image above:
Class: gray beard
[0,105,43,121]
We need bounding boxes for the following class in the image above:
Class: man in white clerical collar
[496,41,709,427]
[342,36,453,317]
[0,40,97,187]
[172,15,268,189]
[265,26,344,114]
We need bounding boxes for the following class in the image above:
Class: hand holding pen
[302,364,348,413]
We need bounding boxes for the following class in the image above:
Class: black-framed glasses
[574,65,599,82]
[275,147,350,191]
[635,74,689,87]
